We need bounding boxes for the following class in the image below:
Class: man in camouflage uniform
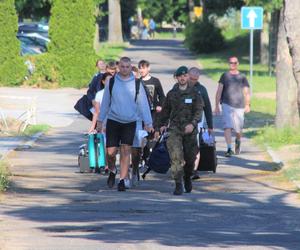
[157,66,204,195]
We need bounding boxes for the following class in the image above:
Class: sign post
[241,6,263,93]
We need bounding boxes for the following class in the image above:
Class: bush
[25,53,60,88]
[0,0,27,86]
[185,18,225,54]
[49,0,97,88]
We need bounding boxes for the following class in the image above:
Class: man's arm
[156,79,166,108]
[156,93,171,130]
[214,83,224,114]
[243,86,251,113]
[99,83,111,122]
[138,84,153,130]
[201,86,213,129]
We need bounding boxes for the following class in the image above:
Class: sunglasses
[229,61,238,64]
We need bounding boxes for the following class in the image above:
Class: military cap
[175,66,188,76]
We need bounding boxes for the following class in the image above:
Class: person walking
[149,18,156,38]
[157,66,204,195]
[138,60,165,128]
[188,67,213,179]
[214,56,251,157]
[98,57,153,191]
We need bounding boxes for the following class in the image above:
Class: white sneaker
[124,178,131,189]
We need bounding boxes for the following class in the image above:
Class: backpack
[109,77,140,102]
[147,133,171,174]
[109,77,152,110]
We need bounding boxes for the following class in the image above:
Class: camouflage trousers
[166,129,199,182]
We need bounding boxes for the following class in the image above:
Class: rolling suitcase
[88,133,106,169]
[78,144,90,173]
[197,129,217,173]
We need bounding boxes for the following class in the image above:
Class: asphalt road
[0,39,300,250]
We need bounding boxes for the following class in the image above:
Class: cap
[175,66,188,76]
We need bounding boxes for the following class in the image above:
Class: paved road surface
[1,40,300,250]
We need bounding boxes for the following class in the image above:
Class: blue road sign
[241,7,263,30]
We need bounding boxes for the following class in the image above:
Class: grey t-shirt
[219,72,249,108]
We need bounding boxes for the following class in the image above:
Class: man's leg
[183,132,198,192]
[224,128,234,157]
[106,146,118,188]
[131,147,142,185]
[118,144,132,191]
[166,132,184,195]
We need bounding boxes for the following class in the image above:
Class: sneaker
[184,176,192,193]
[124,178,131,189]
[117,179,126,191]
[225,148,234,157]
[235,139,241,155]
[107,171,116,188]
[173,182,183,195]
[191,170,200,180]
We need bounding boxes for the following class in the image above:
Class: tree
[49,0,96,87]
[15,0,51,20]
[280,0,300,122]
[0,0,27,86]
[108,0,123,42]
[275,6,299,128]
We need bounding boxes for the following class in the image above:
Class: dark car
[17,33,50,52]
[18,22,49,37]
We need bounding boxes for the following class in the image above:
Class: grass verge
[22,124,51,137]
[0,160,10,192]
[97,42,128,61]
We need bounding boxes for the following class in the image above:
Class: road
[0,39,300,250]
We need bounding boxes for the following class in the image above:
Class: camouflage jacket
[158,84,204,132]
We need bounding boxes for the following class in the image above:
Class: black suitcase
[197,130,217,173]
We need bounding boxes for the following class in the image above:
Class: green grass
[155,31,185,40]
[97,42,128,61]
[0,161,10,192]
[282,159,300,183]
[22,124,50,137]
[252,126,300,149]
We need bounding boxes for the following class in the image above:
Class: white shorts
[132,121,148,148]
[222,103,245,133]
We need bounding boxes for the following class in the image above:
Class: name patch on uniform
[185,98,192,104]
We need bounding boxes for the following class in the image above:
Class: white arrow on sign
[247,9,257,28]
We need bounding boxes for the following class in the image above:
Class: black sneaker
[235,139,241,155]
[173,182,183,195]
[225,148,234,157]
[191,170,200,180]
[117,179,126,191]
[107,171,116,188]
[184,176,192,193]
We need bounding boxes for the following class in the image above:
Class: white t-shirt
[90,89,104,114]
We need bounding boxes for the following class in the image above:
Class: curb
[266,145,284,168]
[266,145,300,190]
[0,132,44,160]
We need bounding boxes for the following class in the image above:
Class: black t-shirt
[142,76,165,110]
[219,72,249,108]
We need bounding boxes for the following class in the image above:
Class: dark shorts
[106,119,136,147]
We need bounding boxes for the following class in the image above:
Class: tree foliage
[244,0,282,12]
[49,0,97,87]
[15,0,51,20]
[0,0,27,86]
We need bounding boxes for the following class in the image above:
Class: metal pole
[250,29,253,95]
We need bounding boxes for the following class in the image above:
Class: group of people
[85,56,251,195]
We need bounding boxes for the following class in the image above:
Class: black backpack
[109,77,152,109]
[109,77,140,102]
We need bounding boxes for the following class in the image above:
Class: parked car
[18,22,49,37]
[17,33,50,52]
[20,43,42,56]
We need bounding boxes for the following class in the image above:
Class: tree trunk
[188,0,195,22]
[283,0,300,116]
[93,6,100,53]
[275,9,300,128]
[260,13,270,65]
[108,0,123,43]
